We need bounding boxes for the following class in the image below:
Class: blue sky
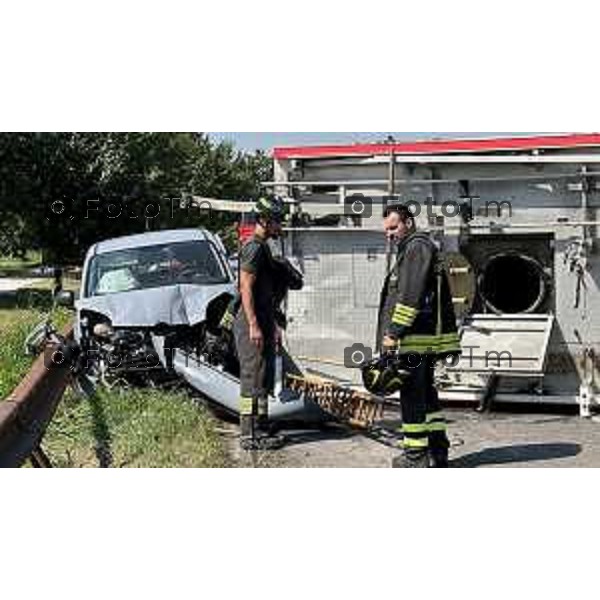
[208,132,519,151]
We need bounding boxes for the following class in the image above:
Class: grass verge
[0,251,42,275]
[1,287,229,468]
[44,388,229,468]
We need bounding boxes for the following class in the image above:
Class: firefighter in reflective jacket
[377,204,461,468]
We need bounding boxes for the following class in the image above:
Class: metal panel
[352,245,386,309]
[283,231,387,384]
[451,315,555,376]
[274,149,600,402]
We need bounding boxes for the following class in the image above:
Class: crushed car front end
[73,229,315,421]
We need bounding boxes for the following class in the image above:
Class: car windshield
[86,240,229,297]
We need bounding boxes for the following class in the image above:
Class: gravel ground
[228,408,600,468]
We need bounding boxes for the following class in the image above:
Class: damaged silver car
[69,228,315,421]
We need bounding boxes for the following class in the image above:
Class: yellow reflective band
[402,423,430,435]
[392,307,418,325]
[368,371,381,386]
[401,347,448,354]
[426,412,445,423]
[400,347,460,355]
[392,315,416,327]
[392,315,414,326]
[221,313,234,329]
[427,422,448,433]
[403,438,429,450]
[257,399,269,417]
[403,333,461,345]
[240,397,254,416]
[400,333,461,354]
[393,310,416,321]
[396,304,418,316]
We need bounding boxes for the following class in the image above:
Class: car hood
[76,283,235,328]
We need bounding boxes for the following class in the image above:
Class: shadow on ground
[88,393,113,468]
[281,425,359,448]
[452,443,582,468]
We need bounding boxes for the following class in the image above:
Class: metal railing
[0,324,74,468]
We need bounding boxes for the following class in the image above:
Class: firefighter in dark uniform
[375,204,461,468]
[233,196,287,452]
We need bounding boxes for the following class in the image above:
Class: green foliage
[0,133,272,262]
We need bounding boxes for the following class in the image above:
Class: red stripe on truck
[273,133,600,160]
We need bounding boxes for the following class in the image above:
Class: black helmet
[254,196,286,222]
[362,355,409,397]
[272,257,304,291]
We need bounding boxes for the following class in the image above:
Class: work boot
[240,437,261,452]
[392,450,430,469]
[254,398,287,451]
[241,430,286,452]
[428,432,450,468]
[240,415,286,452]
[256,418,287,451]
[255,432,287,451]
[240,415,258,452]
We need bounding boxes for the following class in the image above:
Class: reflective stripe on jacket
[377,232,461,357]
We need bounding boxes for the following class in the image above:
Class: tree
[0,133,273,263]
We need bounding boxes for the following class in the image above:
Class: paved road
[232,408,600,468]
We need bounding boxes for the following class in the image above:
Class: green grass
[0,309,43,399]
[0,285,73,399]
[0,309,73,399]
[0,291,229,468]
[43,388,229,468]
[0,251,42,274]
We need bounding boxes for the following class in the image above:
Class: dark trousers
[233,314,276,423]
[400,356,448,454]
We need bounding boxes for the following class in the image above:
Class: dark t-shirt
[239,236,277,330]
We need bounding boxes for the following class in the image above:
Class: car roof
[91,229,214,255]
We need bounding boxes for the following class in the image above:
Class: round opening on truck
[480,253,547,314]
